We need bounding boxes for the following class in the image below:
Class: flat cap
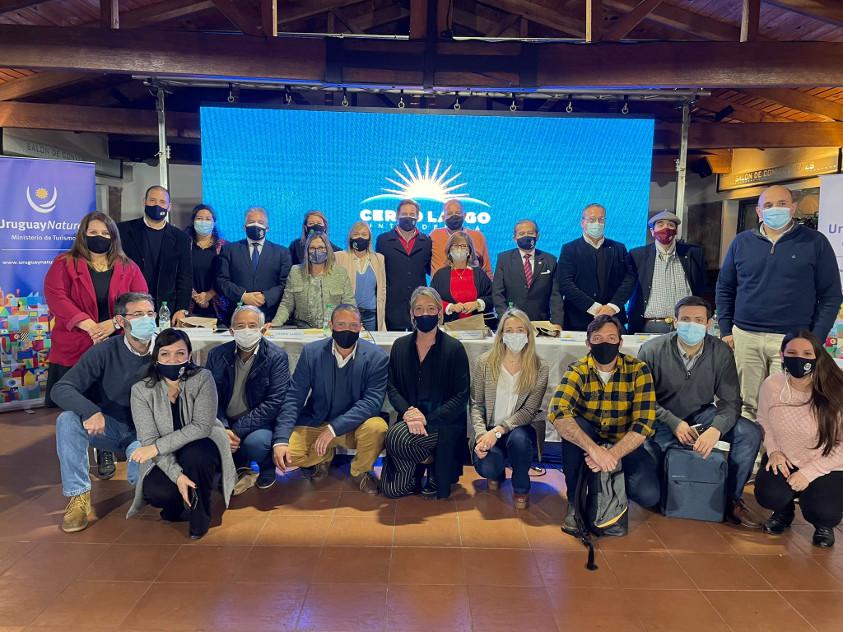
[647,210,681,228]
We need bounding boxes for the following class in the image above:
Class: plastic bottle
[158,301,171,332]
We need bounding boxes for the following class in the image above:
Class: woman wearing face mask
[380,287,470,499]
[44,212,147,407]
[754,330,843,548]
[470,309,549,509]
[127,329,236,539]
[430,232,493,324]
[334,221,387,331]
[271,232,355,328]
[288,210,342,266]
[185,204,228,320]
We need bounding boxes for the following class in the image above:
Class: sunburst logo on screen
[361,158,490,207]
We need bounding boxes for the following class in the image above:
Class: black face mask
[445,215,465,231]
[414,314,439,333]
[246,225,266,241]
[516,236,537,251]
[397,216,417,232]
[351,237,370,252]
[332,329,360,350]
[86,235,111,255]
[158,362,188,381]
[306,223,326,235]
[590,342,620,365]
[783,355,817,379]
[144,204,168,221]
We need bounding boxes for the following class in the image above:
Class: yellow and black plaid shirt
[548,353,656,442]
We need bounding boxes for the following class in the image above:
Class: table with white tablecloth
[185,328,658,442]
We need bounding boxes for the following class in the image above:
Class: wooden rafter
[740,0,761,42]
[0,0,48,13]
[603,0,739,41]
[0,70,95,101]
[211,0,263,36]
[101,0,119,29]
[765,0,843,27]
[603,0,664,41]
[740,88,843,121]
[695,95,792,123]
[586,0,603,42]
[478,0,585,37]
[261,0,278,37]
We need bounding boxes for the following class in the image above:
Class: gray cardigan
[127,368,236,518]
[469,353,550,458]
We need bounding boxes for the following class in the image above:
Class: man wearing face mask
[51,292,157,533]
[627,210,707,334]
[118,186,192,325]
[272,305,388,494]
[492,219,564,329]
[429,199,493,278]
[557,203,636,332]
[206,306,290,494]
[376,199,433,330]
[638,296,763,528]
[716,185,842,421]
[217,207,292,325]
[548,314,660,535]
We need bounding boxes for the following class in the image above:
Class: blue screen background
[200,106,654,266]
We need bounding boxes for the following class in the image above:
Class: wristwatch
[494,430,503,439]
[112,317,121,330]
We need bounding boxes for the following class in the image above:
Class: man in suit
[492,219,563,329]
[118,185,192,323]
[375,199,432,331]
[557,203,635,332]
[272,304,388,495]
[627,210,707,334]
[429,199,492,278]
[217,207,292,324]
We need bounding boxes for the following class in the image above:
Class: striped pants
[379,420,438,498]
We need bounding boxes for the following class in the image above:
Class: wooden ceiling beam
[739,88,843,121]
[210,0,263,36]
[261,0,278,36]
[477,0,585,37]
[658,122,843,149]
[604,0,739,40]
[740,0,760,42]
[695,95,792,123]
[410,0,427,39]
[0,70,95,101]
[101,0,119,29]
[0,0,48,14]
[765,0,843,28]
[586,0,603,42]
[603,0,664,41]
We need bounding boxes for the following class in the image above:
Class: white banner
[818,175,843,354]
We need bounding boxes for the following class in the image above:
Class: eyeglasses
[309,247,328,254]
[125,311,156,319]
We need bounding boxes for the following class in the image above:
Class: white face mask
[502,332,528,354]
[232,328,262,351]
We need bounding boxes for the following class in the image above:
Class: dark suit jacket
[557,237,635,331]
[216,239,292,323]
[375,229,432,331]
[430,266,494,324]
[117,218,192,314]
[492,248,563,325]
[627,241,707,333]
[273,338,388,443]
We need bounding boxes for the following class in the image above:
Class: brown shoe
[302,460,331,483]
[513,493,529,510]
[487,479,500,492]
[232,468,258,496]
[726,498,763,529]
[61,491,91,533]
[351,472,379,496]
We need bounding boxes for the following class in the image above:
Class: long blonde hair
[484,308,540,395]
[303,232,335,276]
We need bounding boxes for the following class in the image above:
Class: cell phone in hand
[185,486,199,511]
[690,424,704,440]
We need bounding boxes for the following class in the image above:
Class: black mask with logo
[445,215,465,231]
[144,204,168,221]
[351,237,370,252]
[246,224,267,241]
[783,355,817,379]
[517,236,537,251]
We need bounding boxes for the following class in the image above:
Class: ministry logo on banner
[25,186,58,214]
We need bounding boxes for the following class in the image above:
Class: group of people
[43,183,843,547]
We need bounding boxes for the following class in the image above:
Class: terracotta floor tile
[1,542,106,588]
[672,552,772,590]
[271,491,340,516]
[462,548,543,587]
[393,515,461,547]
[649,519,734,554]
[744,554,843,590]
[386,584,471,632]
[521,514,585,552]
[235,546,321,584]
[389,547,466,585]
[50,513,131,544]
[455,493,516,519]
[618,588,731,632]
[782,590,843,632]
[323,516,395,547]
[296,583,387,632]
[602,551,694,589]
[459,517,529,548]
[394,495,459,522]
[115,516,193,545]
[791,524,843,558]
[255,515,332,546]
[31,579,149,629]
[121,581,248,631]
[312,546,391,584]
[534,550,619,588]
[595,522,666,552]
[208,582,308,631]
[78,543,179,582]
[720,528,809,556]
[0,541,36,575]
[156,545,251,582]
[334,492,396,520]
[0,579,68,627]
[194,511,268,547]
[467,585,555,631]
[545,586,645,632]
[704,590,813,632]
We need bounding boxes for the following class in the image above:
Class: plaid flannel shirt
[548,353,656,442]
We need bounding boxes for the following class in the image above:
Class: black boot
[762,510,794,535]
[94,450,116,480]
[812,526,836,548]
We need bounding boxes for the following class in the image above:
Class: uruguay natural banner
[0,156,96,409]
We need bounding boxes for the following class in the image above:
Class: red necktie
[523,253,533,287]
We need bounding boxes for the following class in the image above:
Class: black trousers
[143,438,220,536]
[754,455,843,529]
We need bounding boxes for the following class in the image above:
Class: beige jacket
[334,250,387,331]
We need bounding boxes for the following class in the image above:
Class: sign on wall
[818,174,843,358]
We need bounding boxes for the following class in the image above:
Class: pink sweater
[757,372,843,483]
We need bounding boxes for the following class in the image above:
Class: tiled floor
[2,409,843,631]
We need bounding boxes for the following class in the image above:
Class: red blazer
[44,254,148,367]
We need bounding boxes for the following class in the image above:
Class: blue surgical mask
[127,315,156,341]
[676,321,707,346]
[762,207,792,230]
[585,222,605,239]
[193,219,214,236]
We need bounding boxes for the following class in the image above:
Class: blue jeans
[55,411,140,497]
[233,427,274,476]
[359,308,377,332]
[651,404,762,501]
[473,425,536,494]
[561,416,662,508]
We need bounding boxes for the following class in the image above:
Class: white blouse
[492,367,521,426]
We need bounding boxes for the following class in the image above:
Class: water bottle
[158,301,170,332]
[710,309,720,338]
[323,303,334,336]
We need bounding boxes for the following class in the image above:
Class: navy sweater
[716,224,842,339]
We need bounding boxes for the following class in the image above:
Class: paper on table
[442,314,488,333]
[531,321,560,337]
[179,316,217,329]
